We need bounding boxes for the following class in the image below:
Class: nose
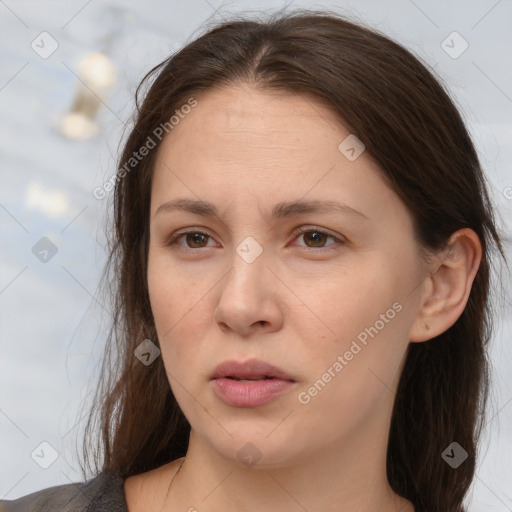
[214,251,283,337]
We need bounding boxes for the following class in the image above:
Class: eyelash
[165,226,345,253]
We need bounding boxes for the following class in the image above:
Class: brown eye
[293,227,343,250]
[302,230,330,247]
[183,232,210,248]
[167,230,214,250]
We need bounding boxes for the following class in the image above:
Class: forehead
[152,84,365,183]
[149,84,407,230]
[188,83,344,130]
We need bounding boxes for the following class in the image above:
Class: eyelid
[290,225,345,250]
[165,227,217,248]
[165,225,345,251]
[291,225,344,241]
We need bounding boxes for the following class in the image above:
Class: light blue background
[1,1,511,510]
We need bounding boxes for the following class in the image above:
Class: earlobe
[409,228,483,343]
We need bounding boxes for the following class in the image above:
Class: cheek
[297,265,401,349]
[294,261,414,404]
[147,252,212,382]
[147,249,202,332]
[146,253,231,449]
[293,305,408,448]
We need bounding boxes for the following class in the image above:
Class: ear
[409,228,483,343]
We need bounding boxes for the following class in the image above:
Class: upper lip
[211,358,296,381]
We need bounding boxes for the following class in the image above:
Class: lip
[211,358,296,381]
[210,359,297,408]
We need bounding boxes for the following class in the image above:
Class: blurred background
[0,0,511,510]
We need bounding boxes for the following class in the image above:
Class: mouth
[211,358,296,382]
[225,376,275,382]
[210,359,297,408]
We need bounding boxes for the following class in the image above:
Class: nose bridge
[214,236,279,333]
[223,237,267,300]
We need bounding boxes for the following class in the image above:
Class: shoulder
[0,470,127,512]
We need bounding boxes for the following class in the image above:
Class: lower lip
[211,377,296,407]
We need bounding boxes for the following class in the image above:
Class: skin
[124,83,482,512]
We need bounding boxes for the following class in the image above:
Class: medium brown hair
[82,8,506,511]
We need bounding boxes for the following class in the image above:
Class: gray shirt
[0,470,128,512]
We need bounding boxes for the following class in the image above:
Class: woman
[0,8,505,512]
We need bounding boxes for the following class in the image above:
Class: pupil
[188,233,207,247]
[307,231,325,247]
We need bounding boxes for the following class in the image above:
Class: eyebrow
[154,198,369,221]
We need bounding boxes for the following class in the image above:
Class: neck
[163,421,414,512]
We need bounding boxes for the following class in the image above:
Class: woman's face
[147,84,429,468]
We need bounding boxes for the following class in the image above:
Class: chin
[204,429,306,470]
